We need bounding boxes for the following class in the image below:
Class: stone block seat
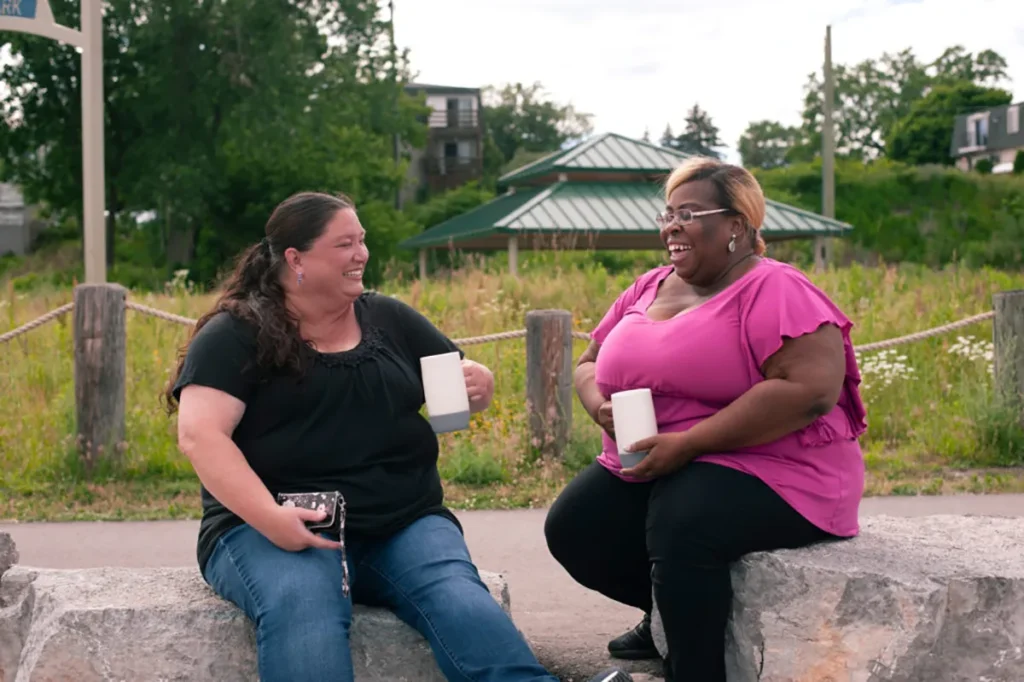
[4,514,1024,681]
[651,515,1024,682]
[0,532,510,682]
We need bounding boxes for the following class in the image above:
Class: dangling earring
[728,234,737,253]
[297,272,304,285]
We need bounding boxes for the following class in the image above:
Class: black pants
[544,461,835,682]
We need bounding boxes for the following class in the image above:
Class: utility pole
[389,0,402,210]
[815,24,835,272]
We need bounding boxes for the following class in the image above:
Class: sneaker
[607,613,660,660]
[587,668,634,682]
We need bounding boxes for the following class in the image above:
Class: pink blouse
[591,258,867,537]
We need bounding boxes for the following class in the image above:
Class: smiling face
[660,179,745,287]
[285,207,369,303]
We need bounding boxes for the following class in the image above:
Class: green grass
[3,255,1024,520]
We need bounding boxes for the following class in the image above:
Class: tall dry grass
[3,257,1024,518]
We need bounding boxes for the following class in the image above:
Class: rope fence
[0,302,74,345]
[851,311,995,353]
[5,284,1024,466]
[0,298,1002,351]
[124,301,200,328]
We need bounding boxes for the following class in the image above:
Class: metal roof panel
[498,133,693,186]
[399,188,543,249]
[400,178,853,250]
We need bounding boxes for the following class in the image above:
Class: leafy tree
[405,182,494,232]
[659,124,674,148]
[887,82,1012,165]
[0,0,155,266]
[1014,150,1024,175]
[738,120,798,169]
[0,0,421,286]
[481,82,593,166]
[664,104,723,158]
[501,148,553,176]
[796,45,1009,161]
[930,46,1010,87]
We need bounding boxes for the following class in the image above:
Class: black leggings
[544,461,835,682]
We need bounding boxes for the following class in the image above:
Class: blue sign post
[0,0,38,19]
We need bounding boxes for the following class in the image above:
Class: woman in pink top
[544,157,867,682]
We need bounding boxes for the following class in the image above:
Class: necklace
[680,252,758,300]
[714,252,758,285]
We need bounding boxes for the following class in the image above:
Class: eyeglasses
[655,207,732,228]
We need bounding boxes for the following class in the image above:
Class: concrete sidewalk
[4,495,1024,679]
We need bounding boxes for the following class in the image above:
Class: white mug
[611,388,658,468]
[420,351,471,433]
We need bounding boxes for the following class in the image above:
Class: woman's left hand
[619,431,695,479]
[462,359,494,411]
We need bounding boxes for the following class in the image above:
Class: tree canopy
[737,44,1011,168]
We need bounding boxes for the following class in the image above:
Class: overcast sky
[394,0,1024,163]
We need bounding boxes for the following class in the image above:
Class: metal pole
[389,0,401,210]
[81,0,106,283]
[816,24,835,272]
[822,24,835,220]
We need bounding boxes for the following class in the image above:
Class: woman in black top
[165,192,633,682]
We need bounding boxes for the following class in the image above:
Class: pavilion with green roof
[399,132,852,276]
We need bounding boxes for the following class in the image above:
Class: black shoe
[607,612,660,660]
[587,668,633,682]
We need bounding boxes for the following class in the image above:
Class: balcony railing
[427,109,479,130]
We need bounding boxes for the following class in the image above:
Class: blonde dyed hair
[664,157,767,256]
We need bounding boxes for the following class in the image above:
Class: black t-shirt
[172,292,464,572]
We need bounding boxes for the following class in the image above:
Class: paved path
[4,495,1024,679]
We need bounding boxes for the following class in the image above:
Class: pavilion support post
[418,249,428,280]
[508,235,519,277]
[813,237,832,271]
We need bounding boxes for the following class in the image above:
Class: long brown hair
[163,191,354,414]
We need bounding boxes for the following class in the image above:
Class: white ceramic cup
[420,351,471,433]
[611,388,658,468]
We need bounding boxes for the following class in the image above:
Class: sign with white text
[0,0,37,19]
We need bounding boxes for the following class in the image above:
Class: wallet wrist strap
[338,503,350,598]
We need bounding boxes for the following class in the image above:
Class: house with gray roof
[950,100,1023,174]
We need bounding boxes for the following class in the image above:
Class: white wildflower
[164,269,193,296]
[856,349,916,388]
[947,334,995,374]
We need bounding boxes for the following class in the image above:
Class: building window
[1009,105,1020,135]
[967,114,989,148]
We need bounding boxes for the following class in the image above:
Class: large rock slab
[0,533,16,578]
[0,563,511,682]
[651,514,1024,681]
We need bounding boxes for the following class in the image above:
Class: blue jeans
[203,513,558,682]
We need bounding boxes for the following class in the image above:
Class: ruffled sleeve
[591,267,670,344]
[743,263,868,439]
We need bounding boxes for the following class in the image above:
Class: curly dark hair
[163,191,355,414]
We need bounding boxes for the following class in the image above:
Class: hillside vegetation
[754,160,1024,269]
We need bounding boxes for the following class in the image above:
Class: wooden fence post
[74,283,128,470]
[994,290,1024,422]
[525,309,573,458]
